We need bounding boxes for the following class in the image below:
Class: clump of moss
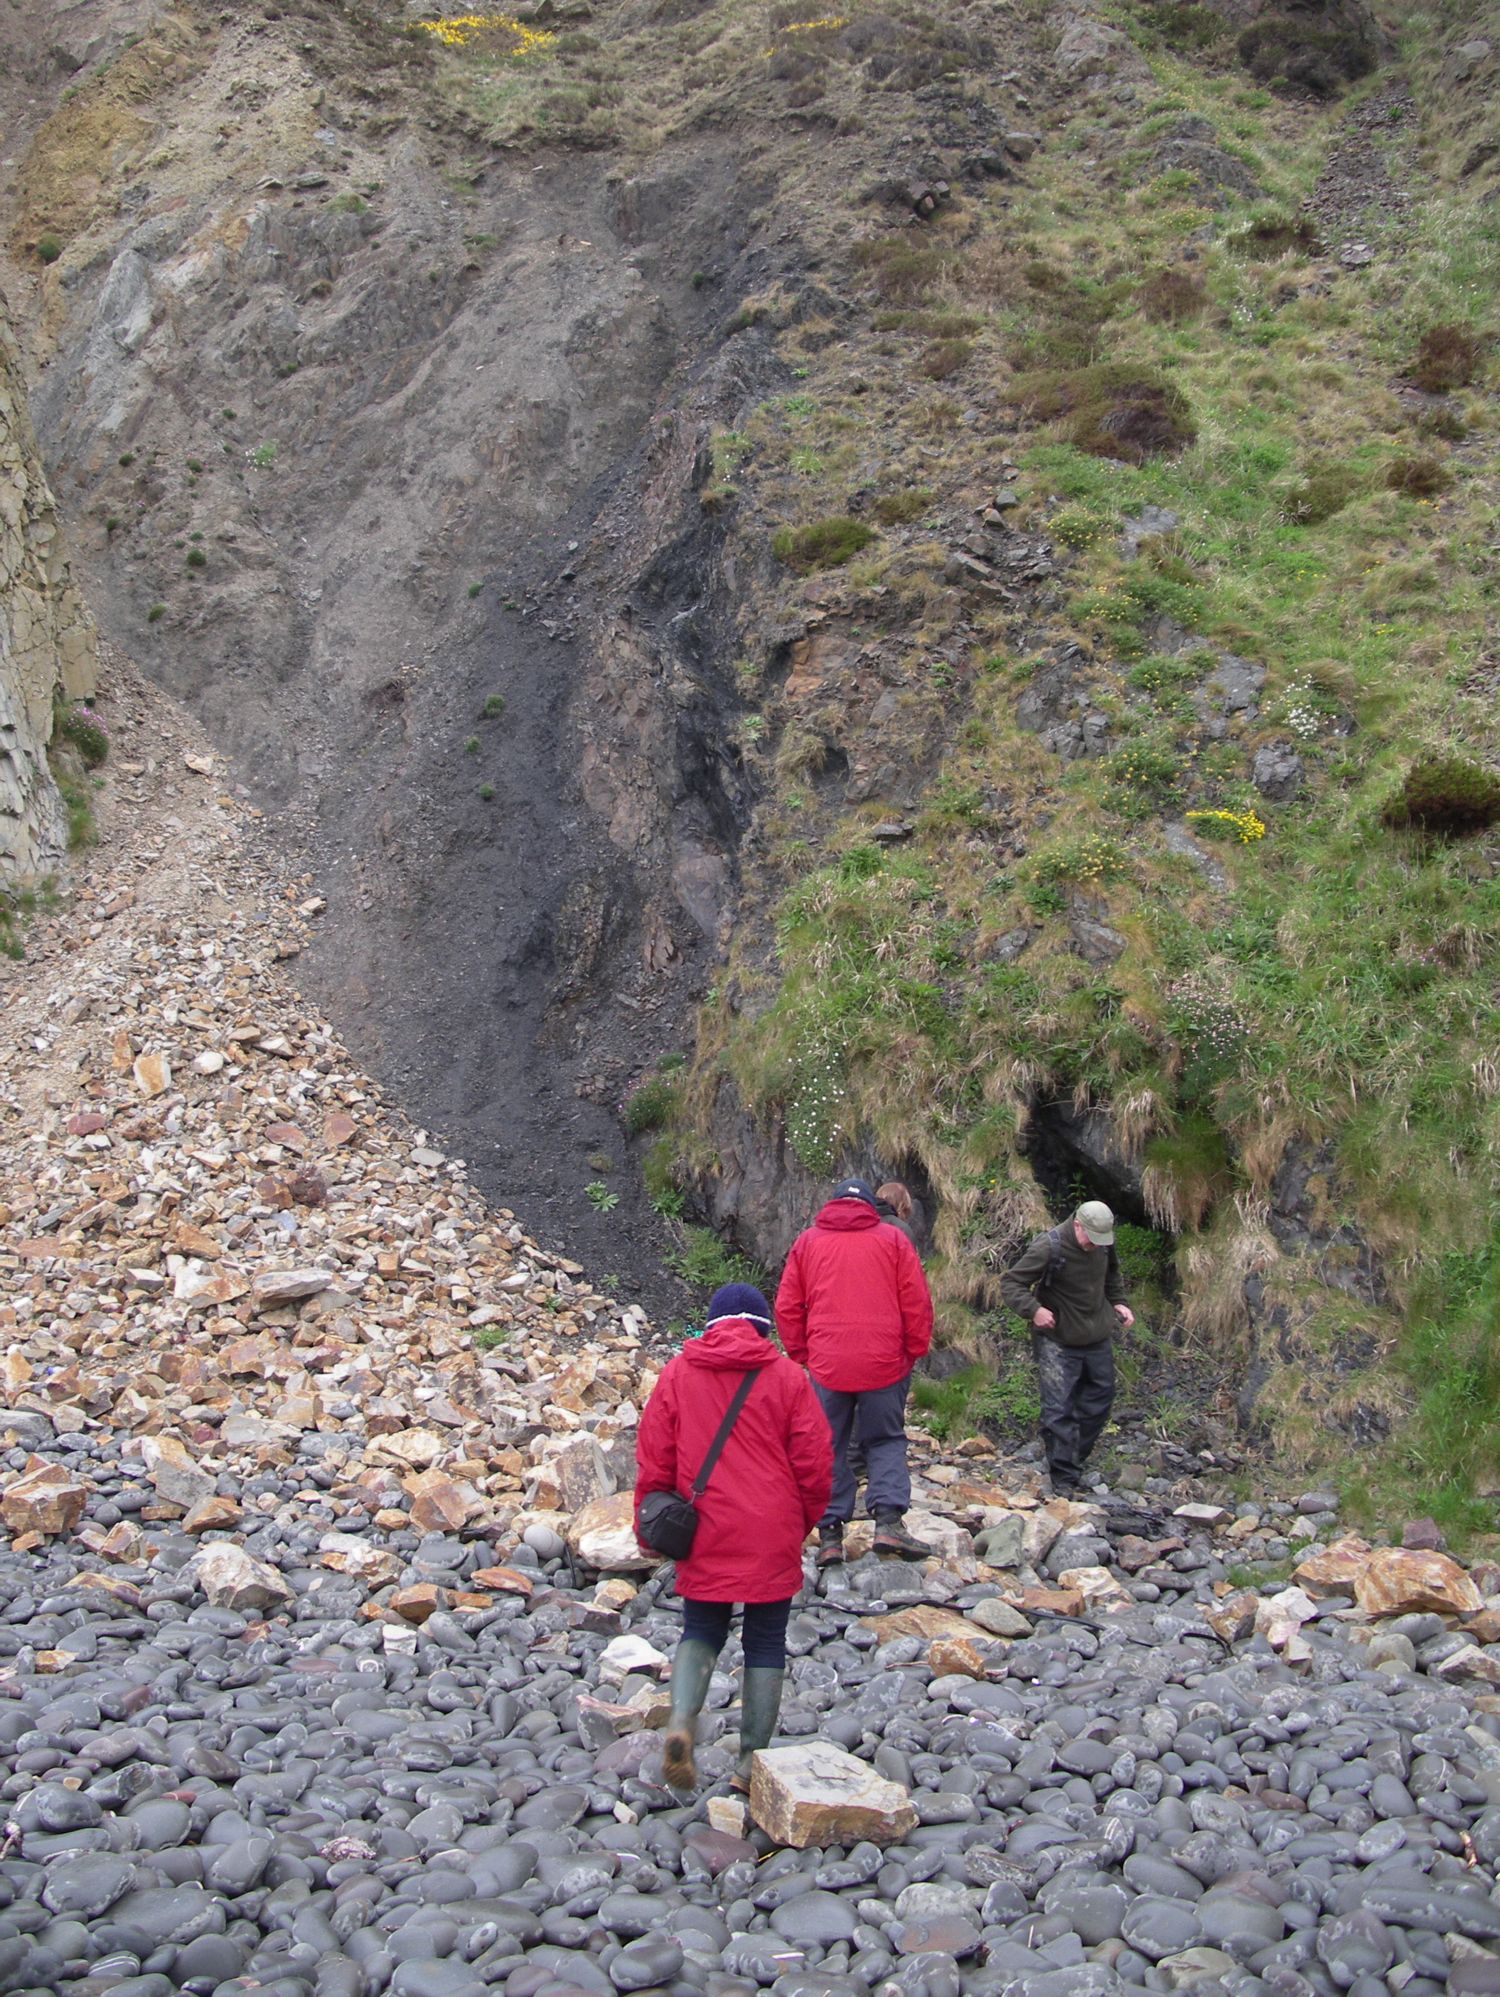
[1138,267,1207,324]
[1411,323,1485,394]
[772,517,877,573]
[1017,364,1196,463]
[1382,755,1500,836]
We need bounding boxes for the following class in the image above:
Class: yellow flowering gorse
[417,12,558,52]
[1185,808,1267,845]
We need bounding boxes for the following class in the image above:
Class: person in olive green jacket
[1001,1200,1134,1494]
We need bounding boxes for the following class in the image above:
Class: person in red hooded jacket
[776,1177,934,1565]
[634,1283,832,1793]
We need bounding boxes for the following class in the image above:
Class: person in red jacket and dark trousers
[776,1178,934,1566]
[634,1283,832,1793]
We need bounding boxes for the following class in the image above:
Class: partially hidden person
[776,1177,934,1567]
[874,1179,918,1244]
[633,1283,832,1792]
[1001,1199,1134,1495]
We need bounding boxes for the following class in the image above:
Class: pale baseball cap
[1076,1200,1116,1245]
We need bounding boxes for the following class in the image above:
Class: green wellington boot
[661,1639,718,1791]
[731,1666,785,1793]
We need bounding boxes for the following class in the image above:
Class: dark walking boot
[816,1525,845,1570]
[872,1509,931,1560]
[661,1638,717,1792]
[731,1667,785,1793]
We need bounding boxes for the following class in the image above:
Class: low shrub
[854,238,954,304]
[1411,323,1485,394]
[54,701,109,768]
[1138,268,1207,323]
[1227,213,1321,258]
[1381,755,1500,835]
[35,234,61,264]
[624,1075,680,1135]
[1018,364,1196,463]
[772,516,876,572]
[1236,15,1378,98]
[1136,2,1227,50]
[918,337,972,380]
[872,489,933,526]
[1385,453,1452,498]
[1282,463,1361,524]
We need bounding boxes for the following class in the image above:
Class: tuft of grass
[482,693,506,717]
[772,517,876,573]
[1015,364,1195,463]
[147,602,166,623]
[873,489,933,526]
[624,1074,681,1135]
[1381,756,1500,836]
[184,548,207,570]
[667,1225,766,1297]
[1138,268,1207,324]
[35,234,62,264]
[1410,323,1485,393]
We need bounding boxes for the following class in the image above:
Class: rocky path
[5,668,1500,1997]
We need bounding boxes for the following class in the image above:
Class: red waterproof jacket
[776,1197,934,1392]
[634,1318,832,1602]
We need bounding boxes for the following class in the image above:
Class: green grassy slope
[636,1,1497,1519]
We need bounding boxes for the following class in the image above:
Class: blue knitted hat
[705,1283,773,1333]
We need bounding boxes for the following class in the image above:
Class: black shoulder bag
[638,1370,758,1561]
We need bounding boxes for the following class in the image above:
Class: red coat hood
[682,1318,778,1370]
[815,1197,881,1232]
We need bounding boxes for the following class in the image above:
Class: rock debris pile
[5,684,1500,1997]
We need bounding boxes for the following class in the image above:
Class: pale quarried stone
[1173,1502,1231,1528]
[927,1636,991,1679]
[319,1532,402,1587]
[1295,1534,1373,1597]
[1204,1590,1258,1642]
[1432,1645,1500,1687]
[141,1433,216,1510]
[749,1742,917,1848]
[370,1428,445,1471]
[1355,1546,1482,1617]
[861,1605,976,1645]
[0,1462,88,1536]
[251,1267,332,1309]
[1058,1564,1133,1613]
[192,1543,293,1613]
[598,1634,669,1684]
[903,1510,974,1561]
[527,1433,613,1512]
[405,1468,483,1533]
[132,1052,172,1098]
[1255,1585,1320,1650]
[568,1490,657,1571]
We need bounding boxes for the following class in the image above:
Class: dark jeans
[1032,1333,1115,1486]
[681,1597,793,1669]
[813,1374,912,1527]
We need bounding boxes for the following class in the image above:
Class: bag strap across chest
[690,1370,758,1498]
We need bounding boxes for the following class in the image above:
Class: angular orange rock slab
[1354,1546,1482,1617]
[1294,1534,1373,1597]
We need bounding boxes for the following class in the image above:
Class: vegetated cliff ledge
[4,0,1499,1509]
[0,310,98,897]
